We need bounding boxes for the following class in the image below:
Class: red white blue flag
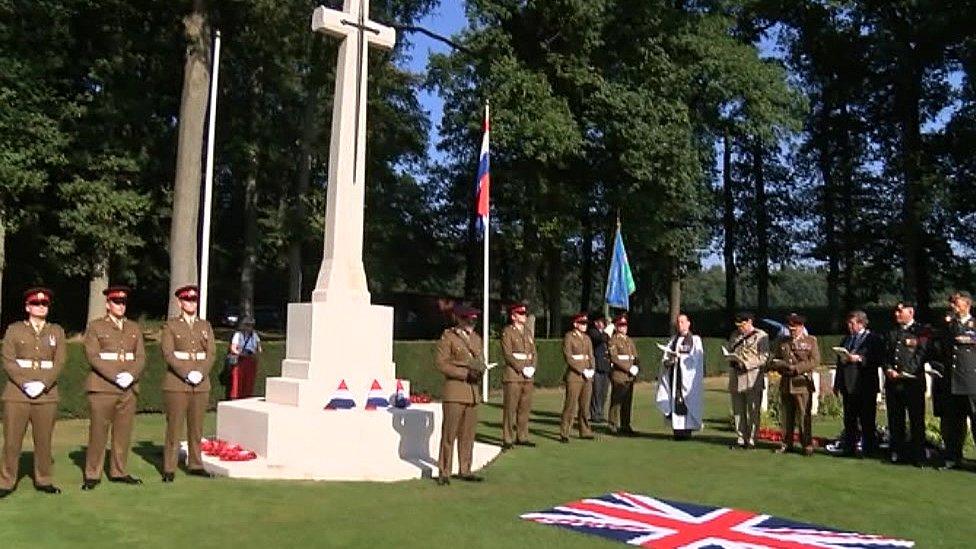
[521,492,913,548]
[474,103,490,231]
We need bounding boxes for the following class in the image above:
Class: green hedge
[4,334,846,418]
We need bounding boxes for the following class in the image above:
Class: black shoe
[161,472,175,483]
[559,436,569,443]
[0,488,11,498]
[515,441,536,447]
[187,468,213,478]
[108,475,143,485]
[458,474,484,482]
[729,443,746,450]
[580,435,595,440]
[620,428,637,436]
[35,485,61,494]
[501,443,513,452]
[81,479,100,491]
[436,476,450,486]
[939,460,960,471]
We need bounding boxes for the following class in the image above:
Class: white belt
[16,359,53,369]
[571,354,588,360]
[99,352,135,361]
[173,351,207,361]
[512,353,529,360]
[616,354,634,360]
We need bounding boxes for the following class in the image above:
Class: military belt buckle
[31,359,40,370]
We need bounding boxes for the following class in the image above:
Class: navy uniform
[82,285,146,489]
[882,302,929,465]
[160,284,216,481]
[0,288,66,497]
[936,293,976,469]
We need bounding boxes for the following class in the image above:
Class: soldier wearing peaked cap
[500,303,536,450]
[608,315,639,436]
[882,301,929,466]
[81,285,146,490]
[0,287,66,497]
[160,284,216,482]
[435,304,485,485]
[559,312,596,442]
[770,313,820,456]
[935,291,976,470]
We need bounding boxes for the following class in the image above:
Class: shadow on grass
[133,440,166,475]
[475,433,504,446]
[530,410,563,419]
[629,430,738,449]
[15,452,35,486]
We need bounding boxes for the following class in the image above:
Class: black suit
[587,327,611,423]
[833,330,883,455]
[883,322,929,464]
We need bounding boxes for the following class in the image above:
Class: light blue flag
[605,227,637,310]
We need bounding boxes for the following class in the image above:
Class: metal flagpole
[199,30,222,320]
[481,102,491,403]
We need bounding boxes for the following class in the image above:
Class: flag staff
[481,100,491,403]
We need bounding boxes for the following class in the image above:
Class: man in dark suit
[833,310,883,457]
[587,313,611,424]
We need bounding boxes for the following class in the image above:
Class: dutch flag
[474,103,490,232]
[393,378,410,408]
[324,380,356,410]
[364,379,390,410]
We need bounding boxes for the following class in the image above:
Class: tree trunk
[818,136,842,333]
[840,143,855,313]
[239,148,259,322]
[167,0,210,317]
[543,243,562,339]
[667,256,682,334]
[0,216,6,323]
[752,141,769,314]
[579,204,593,313]
[899,58,928,313]
[722,130,737,320]
[87,260,109,321]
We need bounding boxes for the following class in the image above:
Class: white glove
[582,368,595,380]
[23,381,45,399]
[603,324,615,336]
[629,365,639,376]
[116,372,134,389]
[522,366,536,379]
[186,370,204,385]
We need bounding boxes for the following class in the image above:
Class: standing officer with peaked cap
[81,285,146,490]
[608,315,639,436]
[559,312,596,442]
[882,301,930,466]
[936,291,976,470]
[770,313,820,456]
[160,284,216,482]
[435,304,486,485]
[0,287,66,497]
[500,302,536,450]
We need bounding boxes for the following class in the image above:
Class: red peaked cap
[453,304,480,319]
[174,284,199,300]
[103,285,131,299]
[508,303,527,315]
[613,315,628,327]
[23,287,53,304]
[571,312,588,324]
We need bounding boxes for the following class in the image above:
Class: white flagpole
[481,102,490,403]
[199,30,222,320]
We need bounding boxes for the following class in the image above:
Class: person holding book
[832,310,884,458]
[656,314,704,440]
[769,313,820,456]
[725,312,769,450]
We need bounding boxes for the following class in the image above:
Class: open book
[721,346,742,362]
[656,343,680,357]
[831,346,853,359]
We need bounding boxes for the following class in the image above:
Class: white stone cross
[311,1,395,303]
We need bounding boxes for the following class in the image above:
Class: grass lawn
[0,379,969,548]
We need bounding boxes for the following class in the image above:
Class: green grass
[0,380,968,548]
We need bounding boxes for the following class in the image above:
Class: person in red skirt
[225,317,262,400]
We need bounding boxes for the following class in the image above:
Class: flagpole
[481,101,491,403]
[199,29,221,320]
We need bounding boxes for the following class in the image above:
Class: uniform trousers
[841,390,878,454]
[0,400,57,489]
[438,401,478,477]
[85,391,137,479]
[163,391,209,473]
[502,381,533,444]
[885,379,926,463]
[780,390,813,448]
[608,380,634,432]
[940,393,976,463]
[589,370,610,422]
[560,379,593,438]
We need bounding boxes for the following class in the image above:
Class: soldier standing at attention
[608,315,639,436]
[936,291,976,470]
[770,313,820,456]
[160,284,216,482]
[587,313,612,425]
[0,287,66,497]
[559,313,596,443]
[435,304,485,485]
[500,303,536,450]
[882,301,929,466]
[81,285,147,490]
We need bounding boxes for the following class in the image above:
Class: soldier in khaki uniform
[559,312,596,442]
[608,315,639,435]
[0,287,66,497]
[160,284,216,482]
[769,313,820,456]
[435,304,485,485]
[725,312,769,450]
[81,285,146,490]
[500,303,536,450]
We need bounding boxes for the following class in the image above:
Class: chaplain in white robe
[656,313,704,439]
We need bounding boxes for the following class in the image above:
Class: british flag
[521,492,913,548]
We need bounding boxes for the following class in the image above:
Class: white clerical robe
[655,334,704,431]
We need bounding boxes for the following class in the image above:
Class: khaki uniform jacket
[161,316,216,393]
[500,324,535,383]
[2,321,67,403]
[562,330,595,382]
[771,335,820,395]
[608,333,639,384]
[436,328,483,404]
[727,329,769,393]
[84,316,147,394]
